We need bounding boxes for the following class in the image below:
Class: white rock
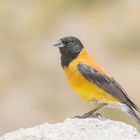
[0,118,140,140]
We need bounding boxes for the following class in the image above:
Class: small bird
[54,36,140,124]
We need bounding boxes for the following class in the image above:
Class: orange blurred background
[0,0,140,135]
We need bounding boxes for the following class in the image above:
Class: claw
[72,113,105,120]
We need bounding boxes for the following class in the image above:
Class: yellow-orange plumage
[54,36,140,125]
[64,48,118,103]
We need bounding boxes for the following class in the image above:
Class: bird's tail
[126,105,140,125]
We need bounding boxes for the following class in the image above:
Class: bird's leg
[74,103,107,119]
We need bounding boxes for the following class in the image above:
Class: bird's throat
[59,48,82,68]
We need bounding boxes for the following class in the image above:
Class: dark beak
[53,40,64,48]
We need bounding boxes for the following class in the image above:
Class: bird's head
[54,36,84,67]
[54,36,84,55]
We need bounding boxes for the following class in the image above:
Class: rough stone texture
[0,118,140,140]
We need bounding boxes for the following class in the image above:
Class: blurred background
[0,0,140,135]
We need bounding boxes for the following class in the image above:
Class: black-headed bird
[54,36,140,124]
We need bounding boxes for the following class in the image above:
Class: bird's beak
[53,40,64,48]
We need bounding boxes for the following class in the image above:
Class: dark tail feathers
[127,106,140,125]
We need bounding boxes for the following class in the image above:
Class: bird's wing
[77,62,139,112]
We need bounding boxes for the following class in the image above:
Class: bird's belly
[64,67,117,103]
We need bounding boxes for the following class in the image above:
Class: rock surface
[0,118,140,140]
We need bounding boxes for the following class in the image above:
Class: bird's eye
[67,41,73,46]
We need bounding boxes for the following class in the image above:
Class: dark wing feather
[77,63,140,112]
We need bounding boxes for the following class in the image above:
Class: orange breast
[63,49,118,103]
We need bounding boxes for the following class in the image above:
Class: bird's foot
[90,113,104,120]
[73,113,104,120]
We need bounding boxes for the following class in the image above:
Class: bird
[54,36,140,124]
